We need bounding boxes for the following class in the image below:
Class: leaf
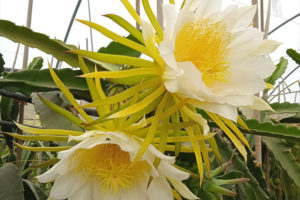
[0,68,91,100]
[265,57,288,85]
[0,19,95,70]
[244,119,300,142]
[0,52,4,76]
[31,91,81,132]
[262,137,300,188]
[0,163,25,200]
[215,135,269,200]
[27,57,43,70]
[98,34,142,58]
[287,48,300,65]
[23,180,47,200]
[268,102,300,114]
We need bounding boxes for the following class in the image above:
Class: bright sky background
[0,0,299,103]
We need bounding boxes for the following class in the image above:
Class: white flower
[37,131,198,200]
[142,0,279,121]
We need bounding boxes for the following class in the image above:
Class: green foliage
[0,68,90,100]
[215,135,269,200]
[0,19,95,71]
[27,57,43,70]
[23,180,47,200]
[0,52,4,76]
[286,48,300,65]
[0,96,19,149]
[31,91,81,132]
[269,102,300,114]
[0,163,25,200]
[265,57,288,86]
[262,137,300,188]
[98,34,142,58]
[244,119,300,142]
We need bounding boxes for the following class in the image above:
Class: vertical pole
[87,0,94,51]
[252,0,259,28]
[252,0,262,167]
[11,43,20,72]
[17,0,33,168]
[260,0,264,32]
[136,0,140,30]
[22,0,33,70]
[157,0,163,28]
[55,0,82,69]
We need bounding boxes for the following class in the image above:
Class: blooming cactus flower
[37,131,198,200]
[62,0,279,182]
[157,0,279,121]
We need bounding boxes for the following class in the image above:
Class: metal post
[157,0,163,28]
[136,0,140,30]
[87,0,94,51]
[55,0,82,69]
[252,0,261,166]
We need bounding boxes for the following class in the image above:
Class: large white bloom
[152,0,279,121]
[37,131,198,200]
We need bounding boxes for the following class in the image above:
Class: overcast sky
[0,0,299,102]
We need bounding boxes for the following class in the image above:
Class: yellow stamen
[70,143,151,193]
[174,19,233,87]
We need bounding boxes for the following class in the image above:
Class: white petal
[59,132,140,161]
[222,5,257,33]
[177,61,212,101]
[173,3,194,37]
[223,95,254,107]
[164,78,179,93]
[94,184,119,200]
[213,69,266,96]
[253,39,281,55]
[245,96,274,111]
[231,56,276,79]
[141,19,155,43]
[228,28,263,62]
[162,4,178,42]
[68,130,100,142]
[168,177,199,199]
[190,100,238,121]
[147,176,173,200]
[158,160,190,181]
[159,42,178,70]
[147,144,175,163]
[50,173,80,199]
[120,184,148,200]
[69,182,93,200]
[36,157,71,182]
[194,0,222,19]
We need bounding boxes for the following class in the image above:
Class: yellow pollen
[69,143,151,193]
[174,19,233,87]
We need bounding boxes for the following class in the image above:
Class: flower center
[174,19,232,87]
[70,143,151,193]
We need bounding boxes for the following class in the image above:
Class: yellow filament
[174,19,232,87]
[70,143,151,193]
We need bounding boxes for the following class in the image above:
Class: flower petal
[253,39,281,55]
[190,100,238,121]
[158,160,190,181]
[194,0,222,19]
[168,177,199,199]
[245,96,274,111]
[50,173,81,199]
[228,28,263,62]
[69,182,93,200]
[147,176,173,200]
